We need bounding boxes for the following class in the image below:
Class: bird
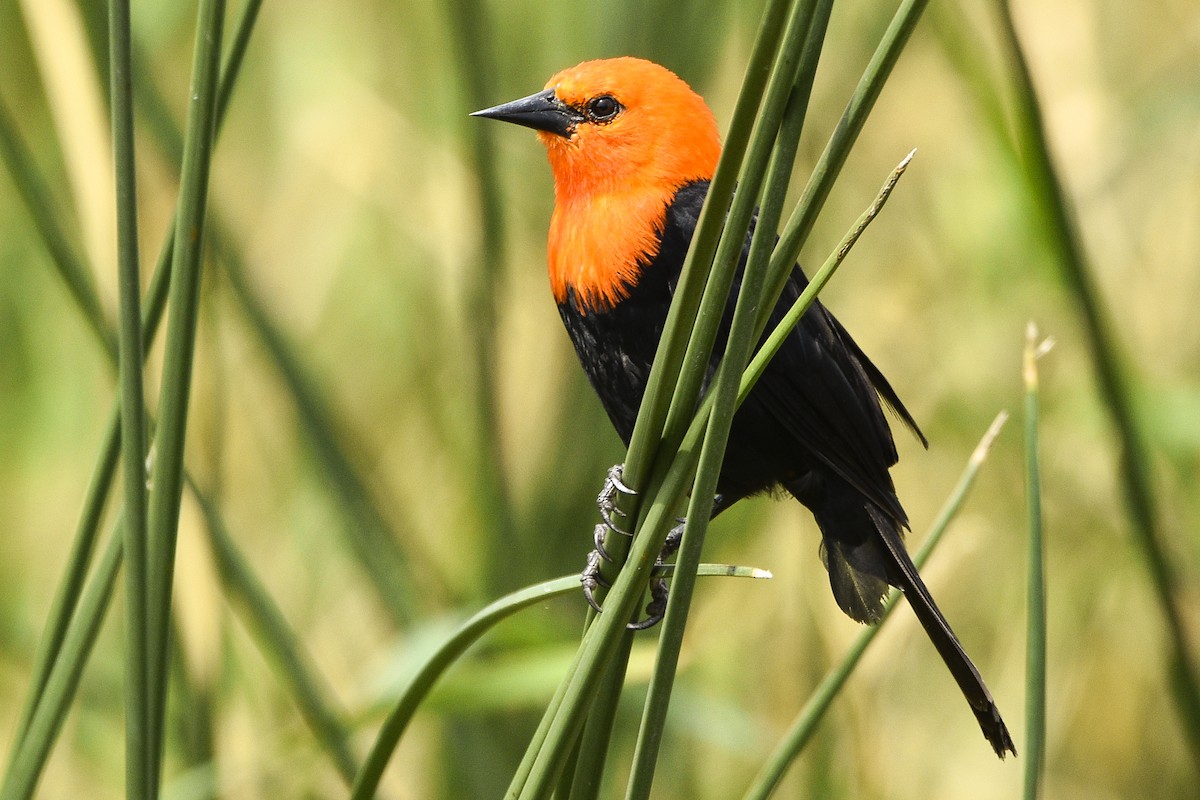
[473,56,1015,758]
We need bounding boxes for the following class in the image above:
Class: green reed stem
[763,0,929,321]
[143,0,226,788]
[507,5,792,798]
[1023,325,1049,799]
[624,4,832,796]
[0,530,124,800]
[107,0,152,795]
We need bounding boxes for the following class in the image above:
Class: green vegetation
[0,0,1196,797]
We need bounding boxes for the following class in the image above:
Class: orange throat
[547,186,674,313]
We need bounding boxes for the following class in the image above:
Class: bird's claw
[600,463,637,499]
[597,464,637,536]
[598,503,630,536]
[626,574,669,630]
[580,548,611,614]
[593,523,616,563]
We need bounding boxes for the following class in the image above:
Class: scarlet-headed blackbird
[474,56,1014,757]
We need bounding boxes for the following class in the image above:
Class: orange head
[473,57,721,311]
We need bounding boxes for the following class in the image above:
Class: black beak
[471,88,578,138]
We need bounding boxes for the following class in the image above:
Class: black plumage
[558,180,1015,756]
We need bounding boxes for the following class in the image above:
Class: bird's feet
[581,465,683,630]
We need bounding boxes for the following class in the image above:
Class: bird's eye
[586,95,621,123]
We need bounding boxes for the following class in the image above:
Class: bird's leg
[661,493,732,559]
[660,518,687,560]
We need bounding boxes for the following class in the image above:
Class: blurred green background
[1,0,1199,797]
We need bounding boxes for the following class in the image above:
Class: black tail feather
[862,504,1016,758]
[798,477,1016,758]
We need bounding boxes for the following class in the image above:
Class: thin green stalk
[661,0,818,452]
[1023,325,1050,799]
[509,5,792,796]
[564,635,635,800]
[214,0,262,119]
[134,17,424,622]
[192,482,360,785]
[742,151,914,402]
[2,342,358,794]
[144,0,226,788]
[625,9,833,794]
[107,0,152,795]
[1,0,261,782]
[351,565,763,800]
[505,639,576,798]
[556,739,584,800]
[0,530,125,800]
[763,0,929,324]
[4,422,115,759]
[0,75,161,763]
[4,176,162,778]
[743,412,1010,800]
[353,576,579,800]
[0,99,114,359]
[568,4,825,792]
[3,204,174,774]
[130,1,263,170]
[993,0,1200,767]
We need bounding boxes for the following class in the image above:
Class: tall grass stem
[763,0,929,320]
[1023,325,1050,798]
[0,531,125,800]
[625,5,832,794]
[143,0,226,787]
[107,0,152,794]
[507,3,793,796]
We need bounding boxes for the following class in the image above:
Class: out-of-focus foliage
[0,0,1197,797]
